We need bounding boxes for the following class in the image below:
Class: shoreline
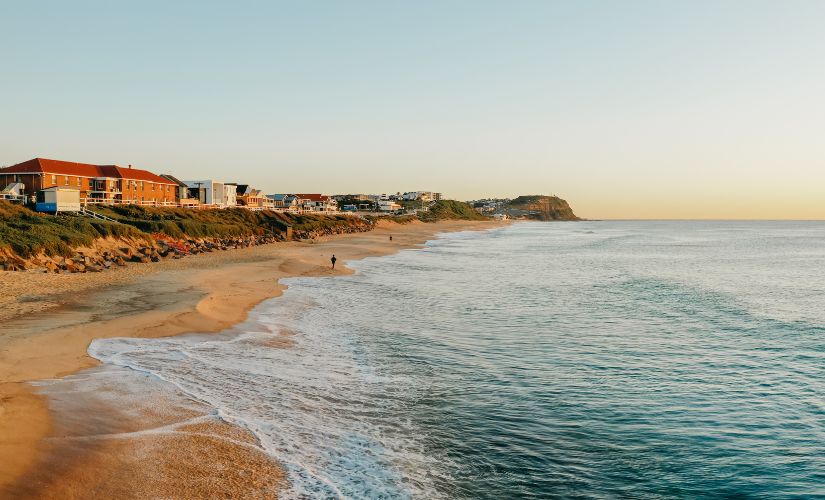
[0,218,508,497]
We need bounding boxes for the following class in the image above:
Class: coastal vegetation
[0,199,490,271]
[87,205,371,241]
[0,201,147,258]
[0,202,371,266]
[506,195,579,220]
[417,200,487,222]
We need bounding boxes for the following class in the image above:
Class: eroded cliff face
[0,209,374,273]
[506,195,579,221]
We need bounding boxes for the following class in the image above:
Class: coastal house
[402,191,442,202]
[160,174,200,207]
[266,194,289,211]
[235,184,266,210]
[290,194,310,212]
[378,200,402,212]
[184,180,237,208]
[282,195,301,212]
[0,158,177,206]
[296,194,338,212]
[262,195,275,210]
[333,193,371,202]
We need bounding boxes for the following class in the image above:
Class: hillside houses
[401,191,442,202]
[378,200,402,212]
[296,194,337,212]
[0,157,342,214]
[0,156,452,216]
[266,194,300,212]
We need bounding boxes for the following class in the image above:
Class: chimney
[128,164,132,169]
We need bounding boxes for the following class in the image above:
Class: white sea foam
[87,264,449,498]
[81,221,825,498]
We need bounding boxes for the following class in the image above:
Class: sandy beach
[0,219,505,498]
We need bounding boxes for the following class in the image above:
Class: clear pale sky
[2,1,824,219]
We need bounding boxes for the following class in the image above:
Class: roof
[159,174,189,187]
[98,165,172,183]
[1,158,101,177]
[0,158,174,184]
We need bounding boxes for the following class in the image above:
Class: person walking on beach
[331,254,337,269]
[389,235,393,241]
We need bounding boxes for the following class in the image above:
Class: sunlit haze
[2,1,824,219]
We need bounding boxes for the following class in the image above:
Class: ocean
[59,221,825,497]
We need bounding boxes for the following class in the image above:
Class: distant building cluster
[0,157,443,215]
[469,198,511,214]
[332,192,442,214]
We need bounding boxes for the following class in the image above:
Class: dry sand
[0,219,505,498]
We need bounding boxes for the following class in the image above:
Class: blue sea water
[87,221,825,498]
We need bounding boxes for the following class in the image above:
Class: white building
[223,183,238,207]
[378,200,402,212]
[402,191,442,202]
[35,186,81,213]
[184,180,237,208]
[296,194,338,212]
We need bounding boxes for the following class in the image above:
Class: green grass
[507,195,579,220]
[416,200,487,222]
[0,201,148,257]
[89,205,370,239]
[0,202,372,258]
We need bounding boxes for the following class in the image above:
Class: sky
[2,0,824,219]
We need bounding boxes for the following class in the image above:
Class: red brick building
[0,158,177,205]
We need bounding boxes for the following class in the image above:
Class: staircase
[79,207,120,223]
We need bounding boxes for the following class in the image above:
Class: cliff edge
[506,195,579,221]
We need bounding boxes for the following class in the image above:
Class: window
[140,181,145,190]
[51,175,56,184]
[65,176,70,186]
[77,177,81,187]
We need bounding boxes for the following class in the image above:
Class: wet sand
[0,219,505,498]
[10,364,286,499]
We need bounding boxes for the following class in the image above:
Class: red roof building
[0,158,177,205]
[295,193,337,212]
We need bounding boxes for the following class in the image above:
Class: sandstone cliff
[506,195,579,221]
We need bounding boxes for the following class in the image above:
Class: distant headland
[470,195,580,221]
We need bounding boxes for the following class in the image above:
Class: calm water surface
[87,221,825,498]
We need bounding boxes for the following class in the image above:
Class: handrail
[78,207,120,223]
[74,198,340,214]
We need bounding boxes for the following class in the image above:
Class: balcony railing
[78,197,338,213]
